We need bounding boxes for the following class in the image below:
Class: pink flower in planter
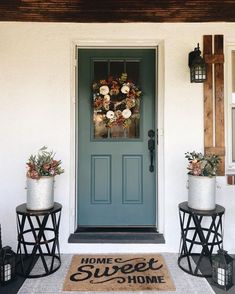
[189,161,202,176]
[49,169,55,176]
[27,170,40,179]
[43,163,51,171]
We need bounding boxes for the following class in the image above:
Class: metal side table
[178,201,224,277]
[16,202,62,278]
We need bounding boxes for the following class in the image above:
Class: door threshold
[68,227,165,244]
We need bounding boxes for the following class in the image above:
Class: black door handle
[148,130,155,172]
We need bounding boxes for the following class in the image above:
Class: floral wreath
[92,73,141,128]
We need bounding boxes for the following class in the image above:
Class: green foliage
[185,151,221,177]
[120,73,128,82]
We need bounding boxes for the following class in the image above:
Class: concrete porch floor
[0,254,234,294]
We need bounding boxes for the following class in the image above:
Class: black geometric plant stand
[16,202,62,278]
[178,201,225,277]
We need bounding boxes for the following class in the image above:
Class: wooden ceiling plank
[0,0,235,22]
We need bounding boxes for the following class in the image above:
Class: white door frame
[69,39,165,235]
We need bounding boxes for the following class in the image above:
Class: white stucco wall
[1,22,235,254]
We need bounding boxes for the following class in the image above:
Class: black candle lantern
[0,246,16,285]
[188,43,207,83]
[0,225,16,285]
[0,224,2,250]
[212,249,233,291]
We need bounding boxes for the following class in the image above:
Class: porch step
[68,228,165,244]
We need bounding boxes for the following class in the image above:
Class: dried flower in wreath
[92,73,141,128]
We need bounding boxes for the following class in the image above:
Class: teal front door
[77,49,157,227]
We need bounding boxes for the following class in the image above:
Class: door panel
[77,49,157,227]
[91,155,111,204]
[122,155,143,204]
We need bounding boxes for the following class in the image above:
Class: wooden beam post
[214,35,225,175]
[203,35,213,148]
[203,35,225,175]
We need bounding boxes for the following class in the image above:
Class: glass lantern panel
[227,263,233,279]
[93,59,140,140]
[3,263,11,282]
[194,65,206,81]
[217,267,226,286]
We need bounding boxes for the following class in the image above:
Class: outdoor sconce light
[188,43,207,83]
[0,225,16,285]
[212,249,233,291]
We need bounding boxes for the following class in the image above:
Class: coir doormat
[63,254,175,291]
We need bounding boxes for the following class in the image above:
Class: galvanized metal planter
[26,176,54,211]
[188,175,216,210]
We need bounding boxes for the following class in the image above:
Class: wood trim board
[203,35,225,175]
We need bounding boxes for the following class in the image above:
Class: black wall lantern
[212,249,233,291]
[0,225,16,285]
[188,43,207,83]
